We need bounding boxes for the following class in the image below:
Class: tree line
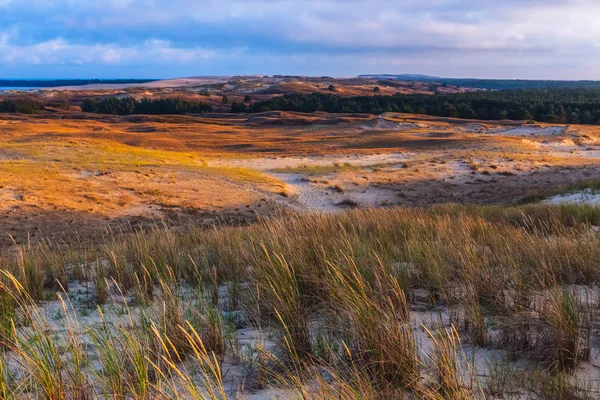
[233,89,600,124]
[81,97,213,115]
[0,99,42,114]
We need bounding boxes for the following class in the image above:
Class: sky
[1,0,599,79]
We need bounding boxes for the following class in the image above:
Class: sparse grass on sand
[2,203,600,398]
[519,178,600,204]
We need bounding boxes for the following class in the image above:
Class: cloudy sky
[1,0,599,79]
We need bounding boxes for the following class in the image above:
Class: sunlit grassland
[0,138,285,215]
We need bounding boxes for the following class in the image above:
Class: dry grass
[0,204,599,397]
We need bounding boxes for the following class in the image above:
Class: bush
[230,102,247,113]
[0,99,42,114]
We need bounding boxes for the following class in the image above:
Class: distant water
[0,87,40,93]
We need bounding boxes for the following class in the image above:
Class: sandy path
[272,173,340,212]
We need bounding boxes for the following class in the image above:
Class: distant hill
[358,75,600,90]
[361,74,442,81]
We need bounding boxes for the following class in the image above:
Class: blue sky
[1,0,599,79]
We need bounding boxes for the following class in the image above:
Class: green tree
[582,110,594,124]
[457,103,476,119]
[231,102,247,113]
[442,102,459,118]
[568,111,580,124]
[515,107,533,121]
[475,107,489,120]
[557,105,567,123]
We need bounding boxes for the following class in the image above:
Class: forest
[360,75,600,90]
[81,97,213,115]
[241,89,600,124]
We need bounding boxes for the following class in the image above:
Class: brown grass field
[3,84,600,398]
[1,109,600,246]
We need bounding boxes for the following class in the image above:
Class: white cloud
[2,0,600,78]
[0,36,217,66]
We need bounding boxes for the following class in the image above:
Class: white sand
[544,189,600,205]
[493,126,565,137]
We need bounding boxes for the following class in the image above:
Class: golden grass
[0,127,286,220]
